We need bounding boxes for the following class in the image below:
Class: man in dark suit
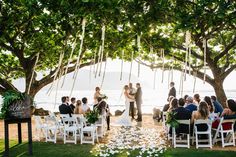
[168,82,176,99]
[173,98,191,134]
[59,96,73,117]
[135,83,142,122]
[70,97,76,113]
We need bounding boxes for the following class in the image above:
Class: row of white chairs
[34,113,107,145]
[162,113,236,148]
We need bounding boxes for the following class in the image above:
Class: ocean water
[34,89,236,114]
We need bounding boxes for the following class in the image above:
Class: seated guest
[74,100,83,114]
[211,96,223,115]
[183,94,189,107]
[163,96,175,112]
[59,96,73,116]
[81,97,91,115]
[204,96,217,120]
[193,93,201,105]
[168,98,178,112]
[70,97,76,113]
[222,99,236,117]
[173,98,191,134]
[185,96,197,114]
[94,97,110,130]
[191,101,209,131]
[66,96,70,105]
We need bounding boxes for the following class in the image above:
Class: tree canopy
[0,0,236,106]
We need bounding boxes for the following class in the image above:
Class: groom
[135,83,142,122]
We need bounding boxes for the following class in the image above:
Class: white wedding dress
[114,92,133,126]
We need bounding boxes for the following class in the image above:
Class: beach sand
[0,115,236,151]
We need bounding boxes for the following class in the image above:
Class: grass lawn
[0,139,235,157]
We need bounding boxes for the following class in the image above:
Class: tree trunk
[212,80,227,108]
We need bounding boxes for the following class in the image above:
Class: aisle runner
[93,127,167,157]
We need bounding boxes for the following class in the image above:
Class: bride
[114,85,135,126]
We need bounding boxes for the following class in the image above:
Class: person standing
[168,82,176,99]
[59,96,73,117]
[70,97,76,113]
[129,83,136,119]
[135,83,142,122]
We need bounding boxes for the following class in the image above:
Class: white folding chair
[45,116,59,143]
[193,119,212,148]
[213,117,235,147]
[79,115,99,145]
[34,116,47,141]
[95,114,106,137]
[62,116,78,144]
[172,119,191,148]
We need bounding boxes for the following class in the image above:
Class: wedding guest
[74,100,83,114]
[163,96,175,112]
[94,87,104,104]
[193,93,201,105]
[221,99,236,117]
[211,96,223,115]
[191,101,209,131]
[129,83,136,119]
[168,98,178,112]
[204,96,217,119]
[184,94,189,107]
[66,96,70,105]
[70,97,76,113]
[59,96,72,116]
[94,97,110,130]
[185,96,197,114]
[168,82,176,99]
[173,98,191,134]
[81,97,91,115]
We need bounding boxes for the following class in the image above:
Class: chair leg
[221,131,225,147]
[209,133,212,148]
[196,133,198,149]
[187,134,190,148]
[232,131,235,146]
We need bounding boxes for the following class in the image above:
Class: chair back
[194,119,212,132]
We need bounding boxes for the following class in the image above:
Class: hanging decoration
[27,53,40,94]
[167,66,171,89]
[95,46,102,78]
[72,18,86,79]
[120,50,124,81]
[100,52,108,88]
[153,69,157,90]
[203,38,207,84]
[93,50,96,76]
[161,49,165,83]
[47,51,64,95]
[137,35,141,77]
[70,18,86,97]
[89,59,93,84]
[193,71,197,93]
[184,31,191,81]
[179,69,184,97]
[61,31,80,88]
[129,51,134,83]
[98,25,106,77]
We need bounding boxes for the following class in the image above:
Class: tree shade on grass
[0,140,235,157]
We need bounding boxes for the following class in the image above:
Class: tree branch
[215,36,236,62]
[0,78,18,91]
[222,64,236,79]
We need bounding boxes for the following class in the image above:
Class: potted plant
[166,112,179,128]
[85,108,99,124]
[0,90,33,119]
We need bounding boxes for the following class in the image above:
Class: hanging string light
[161,49,165,83]
[203,38,207,84]
[99,25,106,77]
[120,50,124,81]
[184,31,191,81]
[27,53,40,94]
[93,50,96,76]
[153,69,157,90]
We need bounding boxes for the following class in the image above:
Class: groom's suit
[135,87,142,121]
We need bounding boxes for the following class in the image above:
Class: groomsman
[168,82,176,99]
[135,83,142,122]
[129,83,136,119]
